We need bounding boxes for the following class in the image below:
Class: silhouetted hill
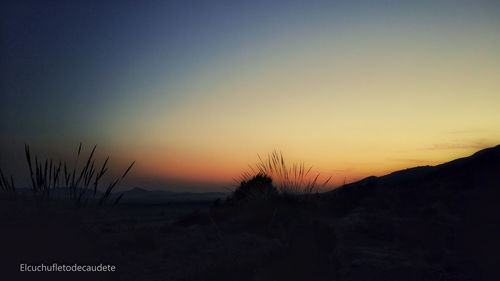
[334,144,500,190]
[326,145,500,280]
[327,144,500,223]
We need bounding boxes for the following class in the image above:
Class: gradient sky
[1,0,499,191]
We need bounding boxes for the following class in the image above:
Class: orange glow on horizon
[111,141,497,189]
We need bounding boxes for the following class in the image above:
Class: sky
[1,0,499,191]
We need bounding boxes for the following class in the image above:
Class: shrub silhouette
[231,173,278,201]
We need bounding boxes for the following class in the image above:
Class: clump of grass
[25,144,61,199]
[0,168,16,196]
[240,150,332,195]
[25,143,134,207]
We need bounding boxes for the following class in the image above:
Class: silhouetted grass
[24,144,61,199]
[99,160,135,206]
[240,150,332,195]
[0,167,16,196]
[24,143,134,207]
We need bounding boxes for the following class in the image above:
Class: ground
[1,146,500,281]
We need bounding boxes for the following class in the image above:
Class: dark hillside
[326,145,500,280]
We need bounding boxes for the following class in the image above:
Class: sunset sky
[1,0,499,191]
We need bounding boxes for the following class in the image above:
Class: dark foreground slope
[1,145,499,281]
[326,145,500,280]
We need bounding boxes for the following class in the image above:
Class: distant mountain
[13,186,228,203]
[14,187,104,198]
[123,187,175,197]
[119,187,228,203]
